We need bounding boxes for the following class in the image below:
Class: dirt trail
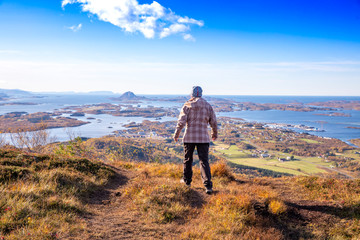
[68,167,350,240]
[69,167,180,240]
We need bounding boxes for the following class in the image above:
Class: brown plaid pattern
[174,97,218,143]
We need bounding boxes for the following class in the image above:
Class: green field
[338,150,360,160]
[300,138,321,144]
[215,144,332,176]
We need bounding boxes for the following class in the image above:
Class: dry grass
[295,176,360,205]
[123,165,196,224]
[118,160,360,239]
[117,160,287,239]
[181,176,288,239]
[139,163,183,179]
[3,144,360,240]
[211,160,235,182]
[125,179,194,223]
[0,149,115,239]
[292,176,360,239]
[268,199,287,215]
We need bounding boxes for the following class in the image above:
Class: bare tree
[64,127,81,142]
[30,123,57,151]
[0,132,7,148]
[9,123,56,152]
[9,129,30,150]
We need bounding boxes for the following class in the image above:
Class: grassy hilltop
[0,147,115,239]
[1,138,360,239]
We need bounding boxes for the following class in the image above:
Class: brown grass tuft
[211,160,235,182]
[268,199,287,215]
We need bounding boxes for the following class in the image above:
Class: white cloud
[183,34,195,42]
[67,23,82,32]
[160,23,189,38]
[62,0,203,39]
[178,16,204,27]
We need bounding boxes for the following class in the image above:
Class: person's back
[174,86,217,194]
[178,97,217,143]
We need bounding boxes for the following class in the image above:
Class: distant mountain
[121,91,137,99]
[111,91,146,101]
[0,88,32,96]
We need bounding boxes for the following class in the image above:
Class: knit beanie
[192,86,202,97]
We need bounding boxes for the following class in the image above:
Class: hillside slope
[0,148,115,239]
[1,148,360,239]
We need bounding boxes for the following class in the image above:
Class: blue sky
[1,0,360,95]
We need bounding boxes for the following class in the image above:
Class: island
[350,139,360,147]
[0,102,38,106]
[0,112,89,132]
[347,126,360,130]
[309,100,360,111]
[62,103,179,118]
[314,112,352,117]
[110,91,147,102]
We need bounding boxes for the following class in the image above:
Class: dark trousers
[183,143,212,189]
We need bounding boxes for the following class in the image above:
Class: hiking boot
[205,188,213,194]
[180,179,191,187]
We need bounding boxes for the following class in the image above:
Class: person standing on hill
[174,86,218,194]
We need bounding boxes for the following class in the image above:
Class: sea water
[1,94,359,142]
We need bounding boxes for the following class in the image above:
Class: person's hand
[174,137,178,143]
[212,136,217,141]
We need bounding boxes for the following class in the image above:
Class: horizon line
[1,88,359,98]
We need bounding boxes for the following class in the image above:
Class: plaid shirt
[174,97,218,143]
